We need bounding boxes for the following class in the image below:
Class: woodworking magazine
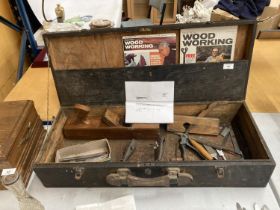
[180,26,238,64]
[123,33,176,67]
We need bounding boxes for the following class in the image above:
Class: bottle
[55,4,65,23]
[1,172,45,210]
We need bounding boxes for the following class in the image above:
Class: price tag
[1,168,16,176]
[223,63,234,70]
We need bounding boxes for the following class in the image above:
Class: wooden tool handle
[189,138,213,160]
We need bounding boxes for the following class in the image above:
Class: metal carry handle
[106,168,193,187]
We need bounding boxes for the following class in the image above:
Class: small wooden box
[0,101,45,190]
[34,21,275,187]
[151,0,177,24]
[127,0,177,24]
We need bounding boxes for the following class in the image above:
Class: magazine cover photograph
[197,45,232,63]
[180,26,237,64]
[123,33,176,67]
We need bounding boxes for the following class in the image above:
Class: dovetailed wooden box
[34,21,275,187]
[0,101,45,190]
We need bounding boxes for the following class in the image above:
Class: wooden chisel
[189,134,242,156]
[189,137,213,160]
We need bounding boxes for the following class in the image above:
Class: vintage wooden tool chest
[0,100,45,190]
[34,20,275,187]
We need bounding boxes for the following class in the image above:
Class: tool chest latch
[74,167,85,180]
[216,167,225,179]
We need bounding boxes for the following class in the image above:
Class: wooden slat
[234,25,250,60]
[48,34,124,70]
[4,68,60,121]
[167,115,220,135]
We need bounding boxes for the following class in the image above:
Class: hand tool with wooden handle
[189,134,242,156]
[189,137,213,160]
[204,145,218,160]
[175,133,206,160]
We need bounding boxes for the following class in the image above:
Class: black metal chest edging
[53,60,249,106]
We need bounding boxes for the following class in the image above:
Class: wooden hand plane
[63,104,160,140]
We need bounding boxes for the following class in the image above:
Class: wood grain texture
[234,25,251,60]
[53,61,249,106]
[47,34,124,70]
[45,24,252,72]
[167,115,220,135]
[0,101,45,189]
[4,67,60,121]
[47,28,180,70]
[246,39,280,112]
[151,0,177,24]
[4,33,279,122]
[34,102,275,187]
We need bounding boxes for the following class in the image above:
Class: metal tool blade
[189,135,236,153]
[220,127,230,138]
[230,129,243,156]
[204,145,218,160]
[122,139,136,162]
[155,136,165,161]
[216,149,226,160]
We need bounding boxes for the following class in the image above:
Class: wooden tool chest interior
[36,102,269,164]
[34,21,275,187]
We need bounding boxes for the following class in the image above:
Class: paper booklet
[125,81,174,123]
[180,26,238,64]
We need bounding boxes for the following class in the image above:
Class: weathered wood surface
[0,101,45,190]
[52,61,249,106]
[167,115,220,135]
[45,21,255,71]
[34,102,275,187]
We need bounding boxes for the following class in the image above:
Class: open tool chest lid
[43,20,256,106]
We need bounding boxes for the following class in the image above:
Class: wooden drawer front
[7,109,38,165]
[0,101,45,190]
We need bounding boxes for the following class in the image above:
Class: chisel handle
[189,138,213,160]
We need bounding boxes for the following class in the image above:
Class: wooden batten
[234,25,250,60]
